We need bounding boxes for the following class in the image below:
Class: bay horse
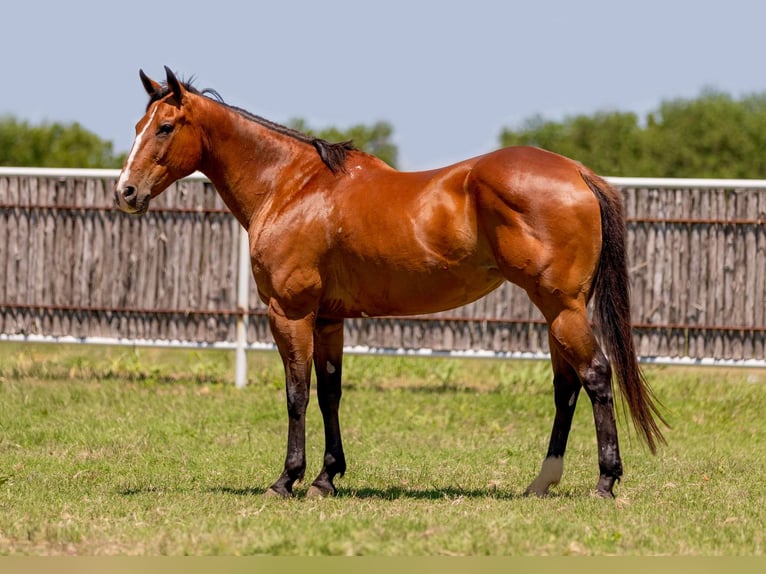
[114,67,666,499]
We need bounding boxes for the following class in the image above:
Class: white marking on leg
[569,392,577,407]
[525,456,564,496]
[117,107,158,190]
[326,362,336,375]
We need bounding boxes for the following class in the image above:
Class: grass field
[0,341,764,556]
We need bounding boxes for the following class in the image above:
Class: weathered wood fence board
[2,171,766,361]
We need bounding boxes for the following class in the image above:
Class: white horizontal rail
[606,176,766,190]
[0,167,208,181]
[3,166,766,190]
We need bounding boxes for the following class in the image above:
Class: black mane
[148,78,354,174]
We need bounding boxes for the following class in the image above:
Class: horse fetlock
[284,454,306,478]
[323,453,346,477]
[269,461,304,498]
[598,447,623,479]
[594,474,619,498]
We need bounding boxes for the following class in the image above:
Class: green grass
[0,342,764,555]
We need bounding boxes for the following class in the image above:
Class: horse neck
[195,100,321,229]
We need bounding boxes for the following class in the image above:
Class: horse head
[114,66,204,214]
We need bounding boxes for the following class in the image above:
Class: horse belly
[321,257,504,318]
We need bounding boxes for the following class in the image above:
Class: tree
[288,118,398,168]
[498,90,766,178]
[643,90,766,178]
[501,111,647,176]
[0,116,126,168]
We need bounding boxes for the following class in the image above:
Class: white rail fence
[2,167,766,386]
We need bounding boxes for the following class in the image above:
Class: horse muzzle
[114,184,150,215]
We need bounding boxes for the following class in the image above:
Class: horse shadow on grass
[333,486,524,501]
[205,484,581,501]
[118,482,582,500]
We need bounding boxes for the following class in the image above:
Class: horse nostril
[122,186,137,201]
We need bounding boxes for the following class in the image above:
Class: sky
[3,0,766,171]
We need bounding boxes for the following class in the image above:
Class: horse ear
[164,65,185,102]
[139,69,162,97]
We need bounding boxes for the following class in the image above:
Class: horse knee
[286,389,309,420]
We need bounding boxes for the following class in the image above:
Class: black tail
[580,169,668,453]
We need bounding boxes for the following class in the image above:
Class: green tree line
[0,115,398,170]
[0,116,126,168]
[499,89,766,178]
[4,89,766,177]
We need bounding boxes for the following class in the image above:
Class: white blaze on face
[117,107,158,190]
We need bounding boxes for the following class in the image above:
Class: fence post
[235,226,250,388]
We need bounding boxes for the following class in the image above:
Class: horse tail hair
[580,169,668,454]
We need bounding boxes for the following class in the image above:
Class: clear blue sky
[3,0,764,171]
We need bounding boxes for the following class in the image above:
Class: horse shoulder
[247,198,329,316]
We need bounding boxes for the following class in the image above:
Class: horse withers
[114,67,666,499]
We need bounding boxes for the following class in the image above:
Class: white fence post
[234,226,250,389]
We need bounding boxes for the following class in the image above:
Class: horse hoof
[306,484,335,498]
[593,488,616,499]
[264,487,290,499]
[593,489,614,500]
[523,487,550,498]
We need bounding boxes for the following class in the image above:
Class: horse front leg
[307,317,347,498]
[265,301,315,498]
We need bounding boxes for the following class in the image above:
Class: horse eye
[157,123,174,136]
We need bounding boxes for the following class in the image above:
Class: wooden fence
[1,168,765,364]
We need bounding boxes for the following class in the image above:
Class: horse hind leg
[530,303,624,498]
[557,306,623,496]
[524,338,582,497]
